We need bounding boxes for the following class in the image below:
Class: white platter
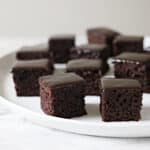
[1,51,150,138]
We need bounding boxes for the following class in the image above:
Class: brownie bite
[70,44,110,61]
[12,59,54,96]
[112,52,150,93]
[16,44,52,60]
[101,78,142,122]
[87,27,120,56]
[49,35,75,63]
[66,59,108,95]
[39,73,86,118]
[113,35,144,55]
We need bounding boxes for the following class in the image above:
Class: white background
[0,0,149,37]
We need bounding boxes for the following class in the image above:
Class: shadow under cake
[100,78,142,122]
[112,52,150,93]
[39,73,86,118]
[12,59,54,96]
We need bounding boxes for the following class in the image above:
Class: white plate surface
[1,51,150,138]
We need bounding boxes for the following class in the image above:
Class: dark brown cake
[49,35,75,63]
[16,44,52,60]
[112,52,150,93]
[87,27,120,56]
[12,59,54,96]
[101,78,142,122]
[39,73,86,118]
[113,35,144,55]
[66,59,108,95]
[70,44,110,61]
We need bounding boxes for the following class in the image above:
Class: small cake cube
[100,78,142,122]
[66,59,108,95]
[39,73,86,118]
[49,35,75,63]
[112,52,150,93]
[87,27,119,56]
[12,59,54,96]
[113,35,143,55]
[16,44,52,60]
[70,44,110,61]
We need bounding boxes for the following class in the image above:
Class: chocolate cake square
[49,35,75,63]
[112,52,150,93]
[101,78,142,122]
[70,44,110,61]
[39,73,86,118]
[66,59,108,95]
[16,44,52,60]
[113,35,144,55]
[12,59,54,96]
[87,27,120,56]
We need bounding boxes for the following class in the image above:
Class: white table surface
[0,38,150,150]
